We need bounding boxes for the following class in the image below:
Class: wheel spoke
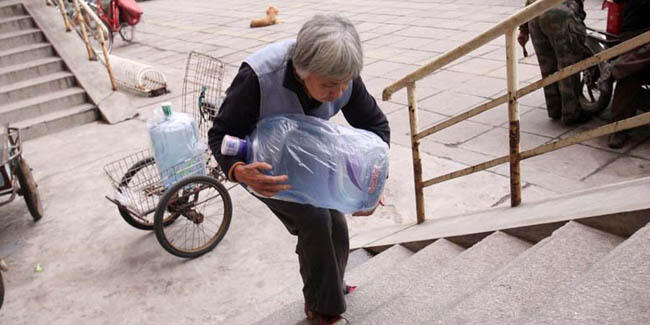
[157,177,231,257]
[587,87,596,102]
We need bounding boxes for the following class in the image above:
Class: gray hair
[292,14,363,80]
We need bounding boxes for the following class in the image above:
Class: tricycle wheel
[118,157,175,230]
[0,270,4,310]
[15,157,43,222]
[154,176,232,258]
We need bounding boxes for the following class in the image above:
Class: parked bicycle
[54,0,143,54]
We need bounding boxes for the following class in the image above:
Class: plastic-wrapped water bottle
[148,102,206,188]
[222,114,389,213]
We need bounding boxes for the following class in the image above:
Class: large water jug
[148,103,206,188]
[222,114,389,213]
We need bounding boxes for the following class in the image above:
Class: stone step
[0,71,76,104]
[0,56,64,85]
[521,222,650,324]
[347,248,373,271]
[230,248,377,325]
[0,43,54,68]
[0,28,44,51]
[0,15,34,33]
[358,231,531,325]
[436,221,623,324]
[0,87,87,124]
[253,244,415,325]
[344,239,465,323]
[14,103,98,141]
[0,0,24,18]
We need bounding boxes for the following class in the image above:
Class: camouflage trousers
[529,6,591,124]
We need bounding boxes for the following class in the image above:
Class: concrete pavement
[1,0,649,323]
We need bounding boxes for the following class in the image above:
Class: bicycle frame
[0,127,22,206]
[93,0,121,32]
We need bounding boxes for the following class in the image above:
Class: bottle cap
[221,135,248,157]
[161,102,172,117]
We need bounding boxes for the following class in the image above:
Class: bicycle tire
[579,37,613,114]
[118,23,135,42]
[85,9,114,55]
[153,176,232,258]
[15,157,43,222]
[117,157,175,230]
[0,271,4,310]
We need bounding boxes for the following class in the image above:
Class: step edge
[0,71,74,93]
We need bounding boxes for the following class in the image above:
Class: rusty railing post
[506,28,522,207]
[54,0,72,32]
[96,24,117,91]
[72,0,94,61]
[407,82,426,223]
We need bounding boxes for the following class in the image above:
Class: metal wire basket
[109,55,169,97]
[103,51,230,221]
[181,51,226,142]
[103,149,210,218]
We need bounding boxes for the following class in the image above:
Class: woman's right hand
[234,162,291,197]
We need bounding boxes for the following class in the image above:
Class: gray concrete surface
[23,0,135,124]
[436,222,623,324]
[359,232,531,324]
[1,0,649,323]
[254,244,414,325]
[363,177,650,249]
[521,223,650,324]
[345,239,465,323]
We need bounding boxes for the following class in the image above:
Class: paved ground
[1,0,649,323]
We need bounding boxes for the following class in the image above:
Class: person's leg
[529,17,562,119]
[543,9,590,124]
[608,74,643,148]
[329,209,349,293]
[257,197,347,316]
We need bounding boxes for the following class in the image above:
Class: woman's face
[301,73,351,103]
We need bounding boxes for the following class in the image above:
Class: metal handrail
[52,0,117,90]
[382,0,650,224]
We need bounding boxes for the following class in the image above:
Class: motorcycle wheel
[579,37,613,114]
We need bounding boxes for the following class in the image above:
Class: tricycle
[0,125,44,310]
[104,52,235,259]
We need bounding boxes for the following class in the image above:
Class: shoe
[608,132,629,149]
[344,285,357,294]
[309,313,348,325]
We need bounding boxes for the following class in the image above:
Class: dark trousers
[611,39,650,124]
[611,74,646,123]
[257,196,350,316]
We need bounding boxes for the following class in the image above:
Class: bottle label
[221,135,247,157]
[368,164,380,194]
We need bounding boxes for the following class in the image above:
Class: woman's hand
[234,162,291,197]
[518,31,530,57]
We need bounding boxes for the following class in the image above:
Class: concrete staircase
[0,0,98,140]
[254,177,650,324]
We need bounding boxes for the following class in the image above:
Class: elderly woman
[208,14,390,324]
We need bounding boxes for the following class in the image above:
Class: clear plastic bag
[226,114,389,213]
